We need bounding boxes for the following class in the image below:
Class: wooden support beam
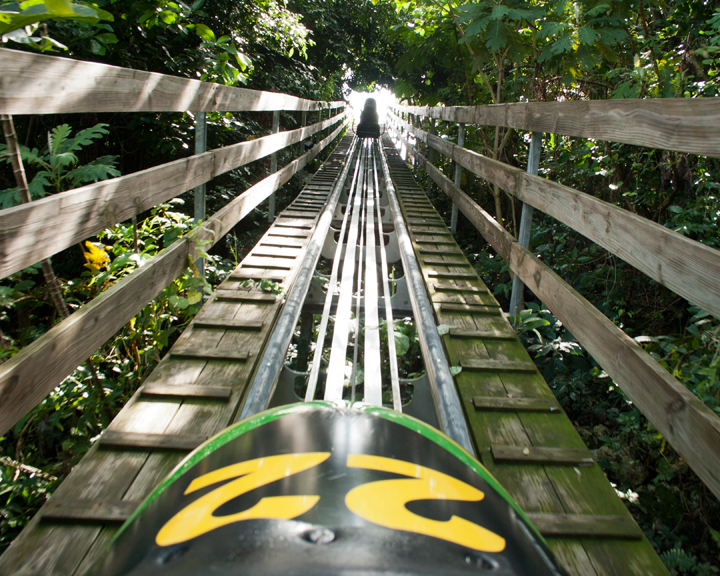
[0,48,344,114]
[99,431,206,451]
[492,445,593,466]
[473,396,561,412]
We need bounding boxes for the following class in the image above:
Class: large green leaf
[195,23,215,43]
[0,1,112,36]
[485,20,508,51]
[578,25,599,45]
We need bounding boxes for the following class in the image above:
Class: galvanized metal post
[194,112,207,275]
[450,123,465,234]
[268,110,280,222]
[426,118,435,195]
[509,131,543,318]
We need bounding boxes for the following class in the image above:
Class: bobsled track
[1,48,720,575]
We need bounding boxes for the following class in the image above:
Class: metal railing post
[450,123,465,234]
[194,111,207,275]
[268,110,280,222]
[509,131,543,318]
[426,118,435,195]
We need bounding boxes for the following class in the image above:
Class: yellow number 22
[345,454,506,553]
[156,452,330,547]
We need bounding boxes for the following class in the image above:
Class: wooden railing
[0,48,347,437]
[387,100,720,501]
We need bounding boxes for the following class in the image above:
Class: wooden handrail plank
[0,121,348,436]
[391,112,720,319]
[0,111,346,280]
[393,126,720,500]
[395,99,720,157]
[0,48,345,114]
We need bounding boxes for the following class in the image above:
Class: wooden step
[427,271,477,279]
[440,303,502,314]
[473,396,560,412]
[99,431,207,451]
[141,383,232,400]
[423,258,471,266]
[170,347,250,361]
[525,513,643,539]
[432,283,488,293]
[192,318,264,330]
[460,358,536,372]
[491,445,594,466]
[449,328,516,340]
[214,289,279,302]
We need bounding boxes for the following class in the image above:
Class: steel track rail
[375,139,476,455]
[237,136,358,420]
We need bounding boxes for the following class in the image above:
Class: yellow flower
[83,241,109,272]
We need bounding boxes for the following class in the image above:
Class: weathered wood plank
[473,396,561,412]
[170,347,249,361]
[427,271,477,279]
[422,258,472,266]
[214,290,278,303]
[492,445,594,466]
[99,430,206,451]
[391,111,720,320]
[440,303,503,314]
[41,499,137,523]
[0,112,346,280]
[450,328,516,340]
[141,383,231,399]
[432,283,488,293]
[461,358,537,372]
[526,514,643,540]
[0,48,344,114]
[192,318,264,330]
[395,99,720,157]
